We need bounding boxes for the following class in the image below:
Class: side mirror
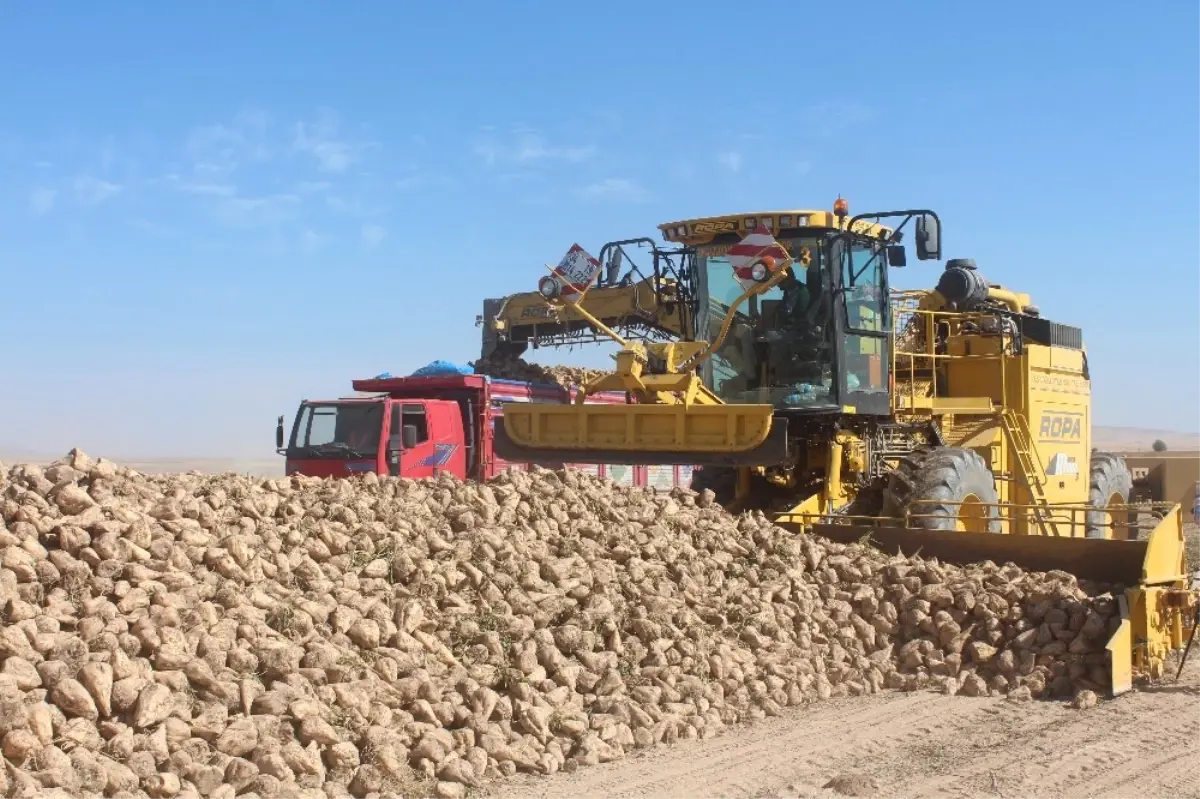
[886,245,907,267]
[402,424,419,449]
[275,416,285,450]
[916,214,941,261]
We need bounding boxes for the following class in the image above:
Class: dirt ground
[487,657,1200,799]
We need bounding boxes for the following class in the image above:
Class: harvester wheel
[881,447,1002,534]
[1086,452,1134,540]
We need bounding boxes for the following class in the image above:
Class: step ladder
[999,408,1059,536]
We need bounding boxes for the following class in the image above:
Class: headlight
[538,276,560,298]
[750,261,770,282]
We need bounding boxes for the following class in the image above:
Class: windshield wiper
[309,442,372,458]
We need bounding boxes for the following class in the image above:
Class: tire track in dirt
[484,659,1200,799]
[895,677,1200,799]
[489,689,1027,798]
[1021,684,1200,799]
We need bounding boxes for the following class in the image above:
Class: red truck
[276,373,697,491]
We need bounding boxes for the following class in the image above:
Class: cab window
[844,242,886,332]
[391,404,430,444]
[843,241,890,393]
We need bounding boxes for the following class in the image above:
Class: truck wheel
[881,447,1002,534]
[1086,452,1134,540]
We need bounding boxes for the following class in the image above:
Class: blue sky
[1,1,1197,458]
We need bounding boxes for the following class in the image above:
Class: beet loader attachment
[781,500,1197,697]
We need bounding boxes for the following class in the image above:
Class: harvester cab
[663,202,941,419]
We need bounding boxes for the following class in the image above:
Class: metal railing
[889,290,1018,415]
[886,291,1064,524]
[778,499,1178,540]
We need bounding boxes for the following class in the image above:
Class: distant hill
[1092,426,1200,453]
[0,448,285,478]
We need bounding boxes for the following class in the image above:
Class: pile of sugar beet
[0,450,1123,799]
[470,353,609,388]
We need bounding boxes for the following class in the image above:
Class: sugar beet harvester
[490,199,1198,695]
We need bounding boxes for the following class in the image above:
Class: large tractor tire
[881,447,1002,534]
[1086,452,1134,539]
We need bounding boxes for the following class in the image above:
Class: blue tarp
[409,360,475,377]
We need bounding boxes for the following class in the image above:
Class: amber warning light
[833,196,849,218]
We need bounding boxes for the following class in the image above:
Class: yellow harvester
[492,199,1198,695]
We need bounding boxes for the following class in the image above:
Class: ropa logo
[1039,412,1083,441]
[692,220,737,234]
[520,305,557,319]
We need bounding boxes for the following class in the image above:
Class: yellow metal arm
[539,261,780,410]
[555,292,631,349]
[482,274,688,360]
[679,261,794,374]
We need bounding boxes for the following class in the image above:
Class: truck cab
[279,394,467,479]
[278,372,699,491]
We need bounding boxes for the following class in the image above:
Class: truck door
[388,402,435,478]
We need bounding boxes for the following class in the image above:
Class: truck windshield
[696,237,837,409]
[290,402,383,458]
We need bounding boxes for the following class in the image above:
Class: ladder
[999,408,1058,536]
